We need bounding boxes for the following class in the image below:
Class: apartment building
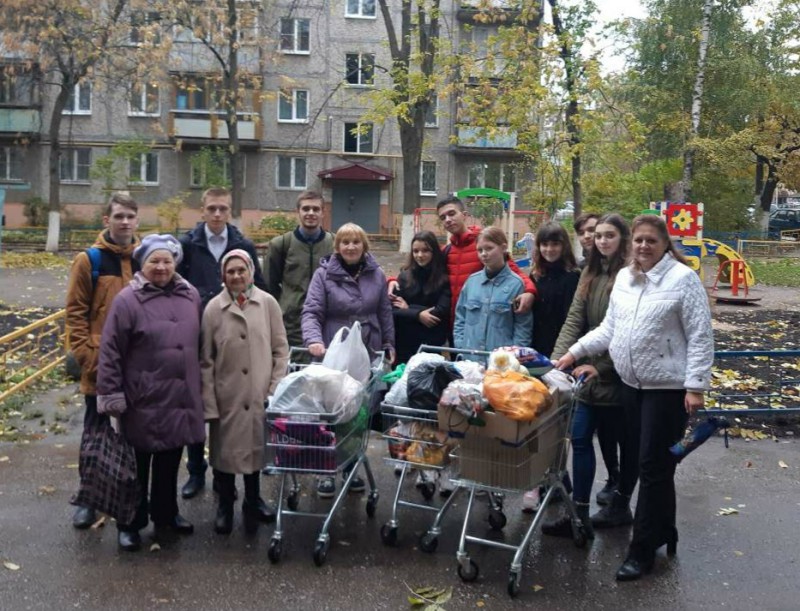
[0,0,527,233]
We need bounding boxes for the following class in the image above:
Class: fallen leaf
[38,486,56,495]
[779,460,789,469]
[54,444,64,449]
[744,460,753,468]
[3,561,20,571]
[0,456,9,463]
[65,463,79,469]
[476,602,485,608]
[734,551,744,556]
[533,585,544,592]
[149,543,161,552]
[91,516,106,529]
[718,507,739,516]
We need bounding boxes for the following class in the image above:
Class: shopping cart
[380,346,495,552]
[264,348,382,566]
[450,374,587,597]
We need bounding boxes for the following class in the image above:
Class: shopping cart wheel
[419,482,435,501]
[267,538,282,564]
[366,491,379,517]
[380,524,398,546]
[287,491,299,511]
[418,532,438,554]
[457,559,479,583]
[488,509,507,531]
[507,571,521,597]
[313,539,329,567]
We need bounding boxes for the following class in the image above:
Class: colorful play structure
[648,201,760,303]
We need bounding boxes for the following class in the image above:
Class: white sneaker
[415,470,434,487]
[438,465,456,497]
[522,488,540,513]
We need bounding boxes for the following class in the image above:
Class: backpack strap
[86,247,101,290]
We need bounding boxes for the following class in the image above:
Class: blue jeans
[570,402,596,504]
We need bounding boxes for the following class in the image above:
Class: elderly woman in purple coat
[302,222,395,498]
[97,234,205,552]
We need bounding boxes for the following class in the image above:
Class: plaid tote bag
[71,420,139,524]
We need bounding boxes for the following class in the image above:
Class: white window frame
[468,161,516,192]
[277,89,309,123]
[129,10,162,46]
[190,153,246,188]
[63,82,92,115]
[424,96,439,128]
[276,156,307,190]
[345,0,377,19]
[420,161,437,195]
[345,52,375,87]
[279,17,310,54]
[128,82,160,116]
[129,152,159,186]
[60,148,92,183]
[343,122,373,154]
[0,146,24,181]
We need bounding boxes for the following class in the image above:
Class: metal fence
[0,310,67,404]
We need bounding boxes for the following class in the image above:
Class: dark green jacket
[552,264,623,406]
[265,228,334,348]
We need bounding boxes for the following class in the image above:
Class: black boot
[243,472,275,533]
[591,491,633,529]
[214,471,236,534]
[595,475,618,506]
[616,553,654,581]
[541,503,594,539]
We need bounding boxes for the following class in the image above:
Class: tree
[166,0,265,223]
[0,0,134,252]
[372,0,441,251]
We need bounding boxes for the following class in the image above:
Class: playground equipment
[650,201,761,303]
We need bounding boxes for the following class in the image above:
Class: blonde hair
[334,223,370,253]
[478,226,508,249]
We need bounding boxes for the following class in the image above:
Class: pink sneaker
[522,488,540,513]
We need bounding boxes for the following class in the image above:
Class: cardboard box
[437,387,560,446]
[456,405,569,490]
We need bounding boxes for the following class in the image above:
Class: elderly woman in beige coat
[201,249,289,535]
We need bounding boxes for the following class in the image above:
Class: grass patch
[0,252,71,269]
[748,258,800,287]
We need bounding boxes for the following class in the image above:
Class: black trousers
[595,403,623,482]
[118,447,183,533]
[214,469,259,506]
[623,386,688,560]
[185,441,208,478]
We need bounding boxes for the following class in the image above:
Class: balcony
[167,109,262,143]
[455,126,518,150]
[0,108,41,135]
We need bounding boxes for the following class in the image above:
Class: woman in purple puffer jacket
[301,223,395,498]
[97,234,205,552]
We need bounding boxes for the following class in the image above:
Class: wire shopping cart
[380,346,496,552]
[264,348,383,566]
[450,374,587,597]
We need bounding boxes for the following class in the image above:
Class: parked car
[768,208,800,235]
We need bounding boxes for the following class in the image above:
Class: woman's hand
[685,391,704,415]
[554,352,576,371]
[308,343,326,358]
[383,347,396,365]
[572,364,599,380]
[390,294,408,309]
[387,280,399,295]
[418,308,441,328]
[513,292,534,314]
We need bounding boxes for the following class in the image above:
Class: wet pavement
[1,392,799,610]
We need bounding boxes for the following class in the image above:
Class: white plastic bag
[322,322,371,384]
[452,360,485,384]
[268,364,365,423]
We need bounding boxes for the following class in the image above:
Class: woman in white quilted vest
[556,214,713,582]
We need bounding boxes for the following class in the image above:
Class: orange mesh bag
[483,370,553,421]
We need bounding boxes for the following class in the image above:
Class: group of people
[66,188,714,583]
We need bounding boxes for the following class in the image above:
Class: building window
[420,161,436,195]
[129,152,159,185]
[129,82,160,116]
[0,73,15,105]
[0,146,23,181]
[280,18,310,53]
[237,6,259,44]
[130,11,161,45]
[277,156,307,189]
[190,153,246,188]
[175,75,214,111]
[345,53,374,86]
[468,162,516,192]
[346,0,376,18]
[424,96,438,128]
[60,148,92,182]
[278,89,309,123]
[343,122,373,154]
[63,82,91,115]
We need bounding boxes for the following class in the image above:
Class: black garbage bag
[407,362,463,411]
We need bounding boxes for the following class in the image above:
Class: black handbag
[71,420,139,524]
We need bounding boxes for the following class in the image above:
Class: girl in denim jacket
[453,227,532,352]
